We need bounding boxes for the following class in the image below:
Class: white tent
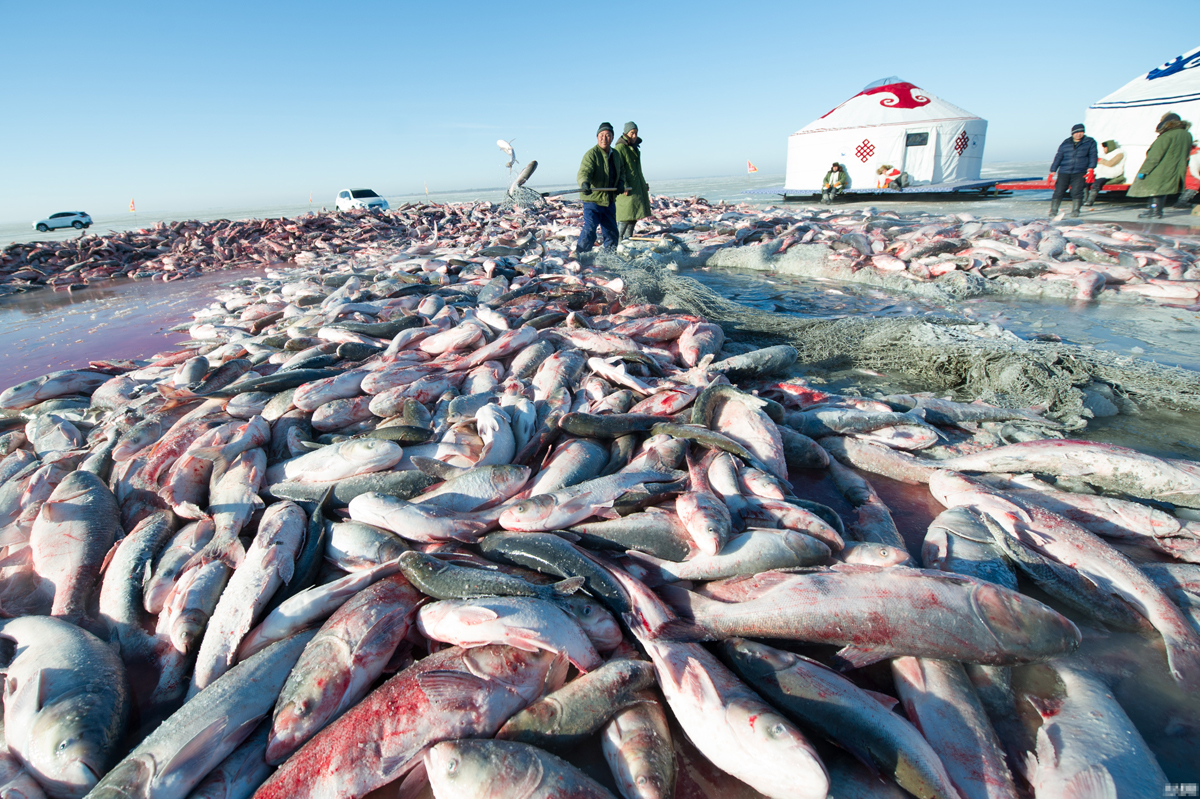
[1084,45,1200,182]
[786,78,987,191]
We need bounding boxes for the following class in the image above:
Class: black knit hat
[597,122,614,135]
[1071,123,1085,134]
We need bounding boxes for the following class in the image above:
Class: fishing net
[499,186,548,213]
[593,249,1200,429]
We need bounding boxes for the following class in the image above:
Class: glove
[1086,169,1095,184]
[1137,173,1146,180]
[581,182,591,194]
[1047,173,1055,182]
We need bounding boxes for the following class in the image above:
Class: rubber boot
[1085,187,1099,207]
[1152,196,1164,218]
[1068,196,1082,218]
[1174,189,1196,208]
[1138,198,1156,218]
[1049,199,1062,217]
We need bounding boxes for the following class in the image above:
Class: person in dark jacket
[615,122,650,240]
[1130,112,1194,219]
[575,122,628,254]
[1049,123,1098,218]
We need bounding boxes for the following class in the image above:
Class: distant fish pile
[0,203,1196,798]
[7,198,1200,310]
[644,203,1200,306]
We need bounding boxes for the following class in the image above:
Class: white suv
[335,189,389,212]
[33,211,92,232]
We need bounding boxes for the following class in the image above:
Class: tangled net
[594,250,1200,429]
[499,186,548,213]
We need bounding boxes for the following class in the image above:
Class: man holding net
[575,122,628,254]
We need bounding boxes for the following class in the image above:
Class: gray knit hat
[623,121,637,135]
[597,122,614,135]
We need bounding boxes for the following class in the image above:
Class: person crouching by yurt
[1130,112,1194,219]
[1086,140,1125,206]
[875,164,910,189]
[822,163,848,203]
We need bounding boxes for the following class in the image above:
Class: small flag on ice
[129,199,136,212]
[424,182,429,196]
[747,161,758,174]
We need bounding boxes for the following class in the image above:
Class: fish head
[840,541,914,567]
[340,438,403,468]
[498,495,556,530]
[427,740,529,799]
[722,637,797,678]
[724,697,826,791]
[267,661,350,765]
[972,582,1082,660]
[27,690,121,797]
[491,465,532,498]
[558,595,623,653]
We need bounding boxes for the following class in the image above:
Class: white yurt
[786,77,988,191]
[1085,45,1200,181]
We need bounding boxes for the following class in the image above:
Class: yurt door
[901,127,937,184]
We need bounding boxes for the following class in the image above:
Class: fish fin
[593,507,622,521]
[411,456,465,479]
[890,656,924,691]
[1025,693,1063,720]
[394,754,429,799]
[678,656,722,706]
[830,645,890,670]
[621,550,669,587]
[862,688,900,712]
[543,649,569,695]
[161,715,239,778]
[416,670,484,705]
[550,575,585,596]
[1064,766,1117,799]
[98,539,123,579]
[0,525,27,549]
[450,607,501,625]
[173,502,208,520]
[187,445,231,475]
[648,619,713,642]
[557,495,611,518]
[36,498,71,524]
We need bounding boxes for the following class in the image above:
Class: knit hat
[623,121,638,135]
[1103,140,1118,151]
[1071,123,1085,134]
[597,122,614,135]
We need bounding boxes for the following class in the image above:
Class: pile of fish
[10,196,1200,310]
[0,206,1196,799]
[0,210,424,291]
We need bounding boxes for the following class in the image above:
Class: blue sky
[1,1,1195,222]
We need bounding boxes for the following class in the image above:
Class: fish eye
[636,776,648,786]
[446,757,459,774]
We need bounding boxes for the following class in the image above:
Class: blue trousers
[577,202,618,252]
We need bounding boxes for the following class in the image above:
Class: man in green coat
[615,122,651,240]
[575,122,627,254]
[1129,112,1194,219]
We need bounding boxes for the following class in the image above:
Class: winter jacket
[577,145,625,206]
[822,168,847,190]
[1050,135,1098,175]
[614,137,651,222]
[1129,120,1194,198]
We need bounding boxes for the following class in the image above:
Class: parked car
[32,211,92,232]
[335,189,389,212]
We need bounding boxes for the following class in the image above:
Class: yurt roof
[795,78,983,136]
[1089,45,1200,111]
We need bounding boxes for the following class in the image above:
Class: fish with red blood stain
[265,573,424,764]
[252,644,564,799]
